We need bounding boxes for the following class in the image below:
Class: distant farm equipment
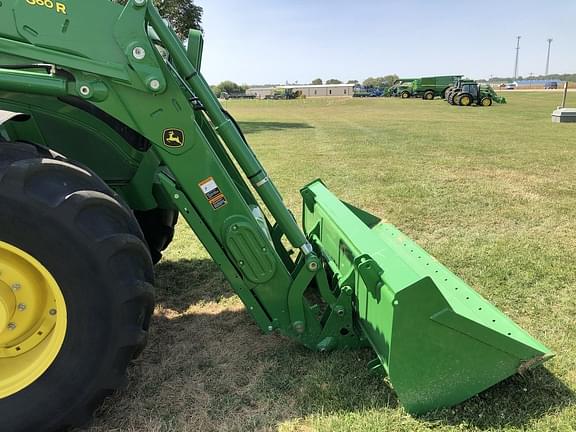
[446,80,506,106]
[354,87,385,97]
[388,76,463,100]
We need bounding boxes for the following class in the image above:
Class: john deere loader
[0,1,553,431]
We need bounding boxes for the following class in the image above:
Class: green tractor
[447,80,507,107]
[0,2,550,431]
[387,78,417,97]
[272,87,302,100]
[445,79,475,105]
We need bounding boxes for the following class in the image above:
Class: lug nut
[49,309,57,316]
[11,283,21,291]
[7,322,16,330]
[17,303,26,311]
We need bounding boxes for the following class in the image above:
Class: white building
[246,83,355,99]
[277,83,354,98]
[246,87,276,99]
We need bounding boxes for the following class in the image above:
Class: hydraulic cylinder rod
[147,3,311,253]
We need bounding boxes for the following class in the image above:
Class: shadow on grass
[420,368,574,430]
[91,258,574,431]
[237,121,314,135]
[154,258,236,311]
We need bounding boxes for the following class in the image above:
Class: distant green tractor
[387,78,417,97]
[447,81,506,107]
[445,79,475,105]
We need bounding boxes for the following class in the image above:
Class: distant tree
[363,76,397,89]
[311,78,323,85]
[362,77,381,88]
[117,0,203,39]
[347,80,359,85]
[383,74,399,86]
[326,79,343,84]
[215,81,246,96]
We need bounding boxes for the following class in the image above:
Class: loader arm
[0,0,552,414]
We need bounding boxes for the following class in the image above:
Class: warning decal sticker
[199,177,228,210]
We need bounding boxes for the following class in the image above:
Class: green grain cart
[0,2,550,431]
[410,75,463,100]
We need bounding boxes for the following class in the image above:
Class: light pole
[514,36,521,80]
[545,38,553,76]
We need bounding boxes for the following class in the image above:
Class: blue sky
[200,1,576,85]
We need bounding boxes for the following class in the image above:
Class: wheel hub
[0,241,67,398]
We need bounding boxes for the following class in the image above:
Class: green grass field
[87,93,575,432]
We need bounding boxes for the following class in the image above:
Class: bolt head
[149,79,161,91]
[133,0,145,6]
[79,85,90,96]
[7,322,16,330]
[11,283,21,291]
[17,304,26,311]
[132,47,146,60]
[49,309,57,316]
[293,322,305,333]
[308,261,319,272]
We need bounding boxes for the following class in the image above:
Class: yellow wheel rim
[461,96,470,105]
[482,98,491,106]
[0,241,67,398]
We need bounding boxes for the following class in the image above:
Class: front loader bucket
[301,180,553,414]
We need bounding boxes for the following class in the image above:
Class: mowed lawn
[87,93,575,432]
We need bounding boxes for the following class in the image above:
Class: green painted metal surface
[0,0,552,415]
[301,180,553,413]
[410,75,463,99]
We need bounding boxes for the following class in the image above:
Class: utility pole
[545,38,553,76]
[514,36,521,79]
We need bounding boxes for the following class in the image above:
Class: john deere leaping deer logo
[163,129,185,147]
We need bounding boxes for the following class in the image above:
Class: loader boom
[0,0,552,417]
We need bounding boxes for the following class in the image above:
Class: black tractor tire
[0,141,155,432]
[480,96,493,107]
[423,90,435,100]
[135,208,179,264]
[401,91,411,99]
[458,93,473,106]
